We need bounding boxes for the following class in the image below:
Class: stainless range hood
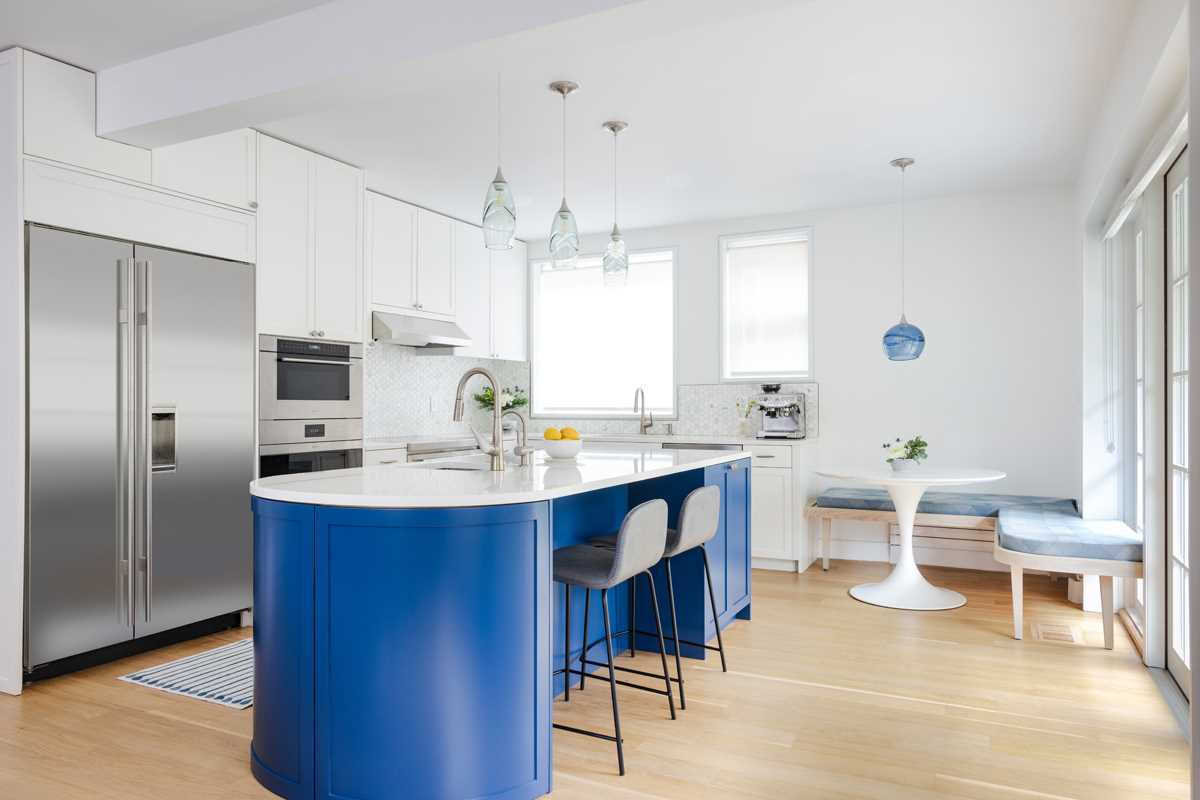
[371,310,472,348]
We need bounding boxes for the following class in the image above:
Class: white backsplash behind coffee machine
[365,342,818,439]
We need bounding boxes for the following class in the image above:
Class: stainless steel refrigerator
[25,224,255,671]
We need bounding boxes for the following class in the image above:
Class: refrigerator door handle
[136,258,153,623]
[118,258,136,628]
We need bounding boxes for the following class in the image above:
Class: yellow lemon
[543,427,562,441]
[561,427,580,440]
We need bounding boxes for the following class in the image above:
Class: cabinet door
[366,193,416,312]
[257,135,313,337]
[23,51,151,182]
[152,129,257,210]
[452,221,492,358]
[491,241,528,361]
[750,467,793,560]
[415,209,454,316]
[312,156,364,342]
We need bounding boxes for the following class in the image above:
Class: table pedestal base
[849,559,966,611]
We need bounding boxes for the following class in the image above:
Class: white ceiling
[0,0,328,70]
[257,0,1136,239]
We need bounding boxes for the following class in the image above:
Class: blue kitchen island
[248,447,752,800]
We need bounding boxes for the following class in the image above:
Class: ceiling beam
[96,0,638,148]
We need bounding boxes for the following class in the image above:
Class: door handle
[118,258,136,628]
[277,357,350,366]
[136,258,153,623]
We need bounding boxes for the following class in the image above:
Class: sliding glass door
[1166,149,1190,696]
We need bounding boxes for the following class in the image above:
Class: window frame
[528,245,679,420]
[717,226,815,383]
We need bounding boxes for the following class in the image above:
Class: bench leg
[1099,575,1114,650]
[1009,566,1023,640]
[821,518,831,571]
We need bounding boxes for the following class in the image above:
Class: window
[531,249,675,417]
[720,228,813,381]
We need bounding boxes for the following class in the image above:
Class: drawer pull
[757,454,775,459]
[379,459,398,465]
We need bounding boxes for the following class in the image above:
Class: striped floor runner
[119,638,253,709]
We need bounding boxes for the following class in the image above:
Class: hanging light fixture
[882,157,926,361]
[601,120,629,286]
[482,72,516,250]
[548,80,580,269]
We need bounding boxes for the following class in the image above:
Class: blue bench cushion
[814,488,1078,518]
[997,505,1142,562]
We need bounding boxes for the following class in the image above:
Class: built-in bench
[806,488,1078,570]
[995,505,1142,649]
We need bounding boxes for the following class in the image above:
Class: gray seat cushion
[553,543,621,589]
[815,487,1078,518]
[997,505,1143,562]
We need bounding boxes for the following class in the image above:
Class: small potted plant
[474,386,529,430]
[735,398,758,437]
[883,435,928,472]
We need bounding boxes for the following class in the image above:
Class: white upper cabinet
[491,241,528,361]
[365,195,455,318]
[366,192,416,312]
[452,221,492,358]
[22,50,150,182]
[256,135,311,338]
[312,156,364,342]
[151,129,257,210]
[257,134,363,342]
[415,209,455,316]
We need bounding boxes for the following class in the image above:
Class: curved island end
[249,447,752,800]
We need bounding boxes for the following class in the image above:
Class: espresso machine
[756,385,806,439]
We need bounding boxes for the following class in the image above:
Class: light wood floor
[0,562,1188,799]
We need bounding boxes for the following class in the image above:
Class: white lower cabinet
[364,448,407,466]
[751,466,794,561]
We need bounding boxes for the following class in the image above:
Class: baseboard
[752,557,797,572]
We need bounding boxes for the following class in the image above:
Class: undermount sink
[428,461,490,471]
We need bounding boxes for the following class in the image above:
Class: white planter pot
[889,458,918,472]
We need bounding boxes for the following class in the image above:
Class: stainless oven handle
[277,357,352,366]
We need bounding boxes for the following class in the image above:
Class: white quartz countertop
[251,448,751,508]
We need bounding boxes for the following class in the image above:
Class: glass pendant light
[548,80,580,269]
[482,73,516,250]
[601,120,629,286]
[882,157,926,361]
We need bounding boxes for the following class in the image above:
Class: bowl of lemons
[541,426,582,461]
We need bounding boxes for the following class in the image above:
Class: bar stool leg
[601,588,626,776]
[663,557,686,710]
[579,587,591,692]
[564,582,572,702]
[700,546,728,672]
[628,575,637,657]
[643,571,677,720]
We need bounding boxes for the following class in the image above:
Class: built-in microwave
[258,334,362,421]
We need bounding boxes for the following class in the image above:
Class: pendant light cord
[899,164,907,319]
[496,72,502,168]
[562,93,569,200]
[612,130,618,224]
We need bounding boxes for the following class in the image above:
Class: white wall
[534,187,1081,501]
[0,48,24,696]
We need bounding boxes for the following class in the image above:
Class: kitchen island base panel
[250,458,750,800]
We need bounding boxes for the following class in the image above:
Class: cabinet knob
[248,200,258,210]
[310,330,319,337]
[318,330,326,337]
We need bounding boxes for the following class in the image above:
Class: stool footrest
[576,662,672,697]
[553,722,622,744]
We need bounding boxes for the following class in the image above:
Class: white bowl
[541,438,582,461]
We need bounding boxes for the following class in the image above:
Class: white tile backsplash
[365,342,819,440]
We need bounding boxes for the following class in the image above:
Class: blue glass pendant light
[482,74,516,250]
[548,81,580,269]
[601,120,629,286]
[883,157,925,361]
